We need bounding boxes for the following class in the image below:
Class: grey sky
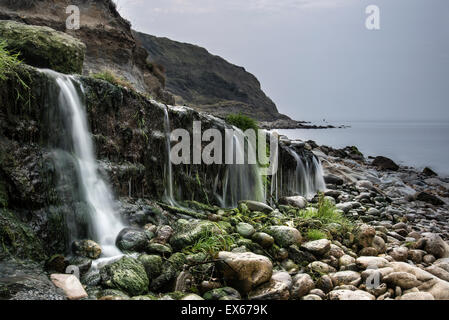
[115,0,449,122]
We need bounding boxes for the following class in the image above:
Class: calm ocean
[275,121,449,177]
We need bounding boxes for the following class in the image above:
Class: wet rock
[239,200,273,213]
[290,273,314,299]
[356,256,391,269]
[301,239,331,256]
[359,247,378,257]
[279,196,307,209]
[423,254,436,264]
[339,254,356,268]
[236,223,255,238]
[328,289,375,300]
[324,174,344,186]
[203,287,241,300]
[138,254,163,280]
[383,272,421,290]
[330,271,362,287]
[415,192,445,206]
[0,20,86,74]
[422,233,449,258]
[217,251,272,294]
[100,257,149,296]
[316,275,334,293]
[72,240,102,259]
[153,225,174,244]
[44,255,69,273]
[151,252,186,292]
[425,265,449,282]
[389,247,409,262]
[115,228,153,253]
[372,156,399,171]
[306,261,336,274]
[355,224,376,248]
[400,292,434,300]
[182,294,204,300]
[170,220,221,251]
[372,236,387,254]
[146,242,172,256]
[408,250,425,264]
[50,274,88,300]
[249,272,291,300]
[267,226,302,248]
[302,294,322,300]
[422,167,438,177]
[252,232,274,248]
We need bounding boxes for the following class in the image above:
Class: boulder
[356,256,391,269]
[50,274,87,300]
[252,232,274,248]
[389,247,409,262]
[170,220,221,251]
[422,167,438,177]
[328,289,375,300]
[400,292,435,300]
[415,192,445,206]
[181,294,204,300]
[355,224,376,248]
[217,251,272,294]
[248,273,290,300]
[383,272,421,290]
[151,252,186,292]
[239,200,273,213]
[137,254,163,280]
[372,156,399,171]
[279,196,307,209]
[422,233,449,258]
[324,174,344,186]
[290,273,314,299]
[306,261,336,274]
[100,257,149,296]
[330,271,362,287]
[301,239,331,256]
[236,223,255,238]
[267,226,302,248]
[115,227,153,253]
[0,20,86,74]
[72,240,102,259]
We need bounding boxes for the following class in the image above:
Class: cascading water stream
[162,105,177,206]
[216,128,265,208]
[42,69,124,258]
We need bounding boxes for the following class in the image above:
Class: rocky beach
[0,0,448,303]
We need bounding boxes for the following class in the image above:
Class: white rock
[50,274,88,300]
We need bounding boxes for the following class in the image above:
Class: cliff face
[0,0,174,104]
[134,31,290,121]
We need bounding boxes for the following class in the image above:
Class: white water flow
[287,148,326,199]
[218,128,265,208]
[43,70,124,257]
[162,106,177,206]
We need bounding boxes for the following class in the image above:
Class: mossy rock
[0,179,8,208]
[170,220,222,251]
[138,254,163,280]
[0,208,46,261]
[0,20,86,74]
[100,256,149,296]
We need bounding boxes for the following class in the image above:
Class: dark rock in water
[0,20,86,74]
[324,174,344,186]
[423,167,438,177]
[150,252,186,292]
[100,256,149,296]
[44,254,69,273]
[115,227,154,253]
[372,156,399,171]
[72,240,102,259]
[415,192,445,206]
[67,256,93,275]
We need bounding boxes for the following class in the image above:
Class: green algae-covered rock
[0,20,86,74]
[150,252,186,292]
[138,254,163,280]
[100,257,149,296]
[170,220,222,251]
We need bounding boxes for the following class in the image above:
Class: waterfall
[162,106,177,206]
[216,128,265,208]
[286,148,326,199]
[42,69,123,257]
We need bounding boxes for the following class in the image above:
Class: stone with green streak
[170,220,222,251]
[100,257,149,296]
[0,20,86,74]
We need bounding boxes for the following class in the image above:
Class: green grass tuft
[91,70,134,89]
[307,229,328,241]
[225,113,259,132]
[0,40,23,81]
[183,224,235,258]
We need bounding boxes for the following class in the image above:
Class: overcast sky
[115,0,449,122]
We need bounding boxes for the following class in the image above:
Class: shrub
[91,70,134,89]
[225,113,259,132]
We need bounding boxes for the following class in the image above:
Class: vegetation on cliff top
[225,113,259,132]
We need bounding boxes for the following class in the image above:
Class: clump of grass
[91,70,134,89]
[307,229,328,241]
[296,193,353,234]
[0,40,23,81]
[183,227,235,258]
[225,113,259,132]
